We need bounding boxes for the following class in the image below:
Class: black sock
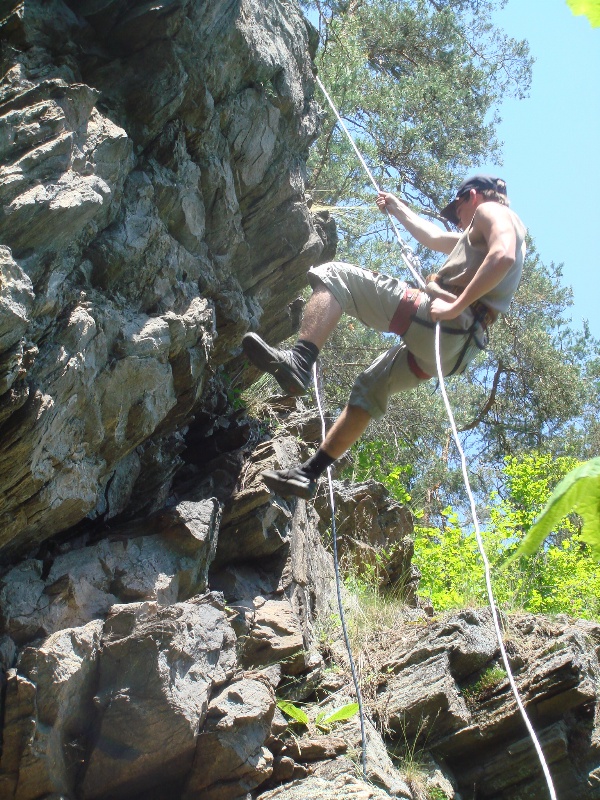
[301,448,336,478]
[292,339,320,372]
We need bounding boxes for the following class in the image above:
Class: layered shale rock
[0,0,334,557]
[372,610,600,799]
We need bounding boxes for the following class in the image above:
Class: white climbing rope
[433,324,557,799]
[314,76,558,800]
[312,362,369,780]
[315,76,427,291]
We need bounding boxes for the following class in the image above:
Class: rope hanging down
[315,76,426,291]
[314,75,558,800]
[313,363,368,780]
[433,326,557,799]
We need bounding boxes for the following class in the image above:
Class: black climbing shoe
[242,333,311,397]
[262,466,317,499]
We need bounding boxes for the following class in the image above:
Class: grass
[462,665,507,708]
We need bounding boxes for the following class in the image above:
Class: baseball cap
[440,174,507,226]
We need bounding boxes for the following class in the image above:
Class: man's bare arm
[430,203,518,321]
[376,192,459,254]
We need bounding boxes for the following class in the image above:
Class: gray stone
[242,597,306,675]
[377,611,600,799]
[0,499,221,642]
[215,437,305,566]
[0,0,328,557]
[0,620,103,799]
[314,479,416,596]
[81,595,237,799]
[256,774,394,800]
[182,677,276,800]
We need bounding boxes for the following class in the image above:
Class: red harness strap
[407,352,432,380]
[388,288,432,381]
[388,287,422,336]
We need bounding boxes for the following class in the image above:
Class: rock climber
[242,175,527,499]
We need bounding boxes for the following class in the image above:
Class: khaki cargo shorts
[308,262,479,419]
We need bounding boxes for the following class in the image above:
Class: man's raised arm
[376,191,460,255]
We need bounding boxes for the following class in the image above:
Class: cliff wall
[0,0,333,557]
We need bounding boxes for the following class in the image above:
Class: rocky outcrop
[314,478,418,594]
[0,426,337,799]
[373,609,600,799]
[0,0,334,557]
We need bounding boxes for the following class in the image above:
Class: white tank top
[436,207,527,314]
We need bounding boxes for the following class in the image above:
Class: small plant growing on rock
[462,665,507,707]
[277,699,359,732]
[315,702,360,732]
[427,788,449,800]
[277,700,310,727]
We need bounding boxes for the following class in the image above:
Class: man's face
[455,189,478,230]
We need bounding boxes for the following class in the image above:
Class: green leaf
[504,457,600,565]
[315,710,328,728]
[277,700,309,726]
[567,0,600,27]
[316,702,360,729]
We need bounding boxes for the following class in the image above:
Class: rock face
[0,427,338,800]
[1,2,600,800]
[0,0,334,557]
[373,609,600,799]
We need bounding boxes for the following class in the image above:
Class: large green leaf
[316,703,360,730]
[505,457,600,564]
[567,0,600,27]
[277,700,309,726]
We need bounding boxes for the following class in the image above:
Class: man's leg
[242,282,342,396]
[297,282,343,350]
[261,404,372,499]
[262,340,425,500]
[321,404,371,458]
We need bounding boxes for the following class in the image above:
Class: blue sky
[477,0,600,338]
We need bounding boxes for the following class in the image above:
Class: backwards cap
[440,174,507,226]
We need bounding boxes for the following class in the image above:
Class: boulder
[182,677,276,800]
[0,498,221,642]
[0,620,103,799]
[81,595,237,799]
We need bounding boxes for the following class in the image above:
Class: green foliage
[340,567,411,654]
[462,665,507,704]
[277,700,309,726]
[221,369,246,411]
[427,789,449,800]
[306,0,533,211]
[293,0,600,618]
[414,508,484,609]
[413,453,600,619]
[300,1,600,523]
[315,703,360,730]
[343,438,412,505]
[276,699,359,731]
[505,457,600,563]
[567,0,600,26]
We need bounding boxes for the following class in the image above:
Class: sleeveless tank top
[436,207,527,314]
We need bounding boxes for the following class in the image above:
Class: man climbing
[242,175,527,499]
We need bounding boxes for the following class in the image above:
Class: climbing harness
[314,75,559,800]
